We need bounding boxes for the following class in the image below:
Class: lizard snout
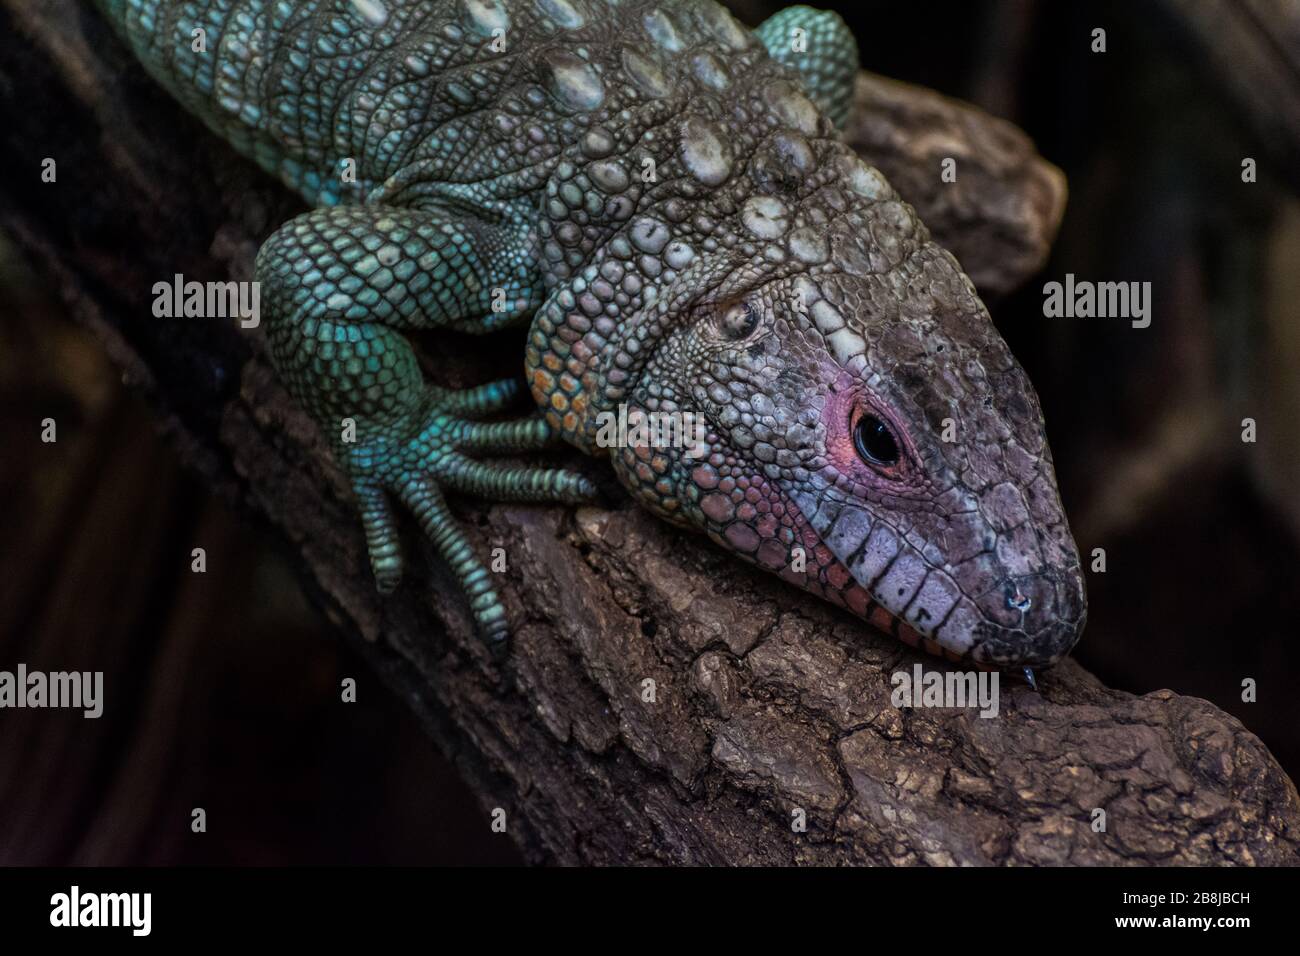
[964,565,1088,668]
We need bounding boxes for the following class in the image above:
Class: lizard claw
[344,380,597,647]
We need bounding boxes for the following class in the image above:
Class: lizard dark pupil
[854,415,899,466]
[722,302,758,340]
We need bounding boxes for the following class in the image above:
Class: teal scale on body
[95,0,1089,667]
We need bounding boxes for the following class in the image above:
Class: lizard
[92,0,1087,671]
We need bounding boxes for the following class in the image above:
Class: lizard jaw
[691,474,979,664]
[651,428,1083,668]
[786,488,1087,669]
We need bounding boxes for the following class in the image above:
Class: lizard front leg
[257,205,597,645]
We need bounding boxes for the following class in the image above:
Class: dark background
[1,0,1296,864]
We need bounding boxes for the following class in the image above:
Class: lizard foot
[342,377,598,646]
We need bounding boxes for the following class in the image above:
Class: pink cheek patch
[823,384,864,475]
[820,377,926,498]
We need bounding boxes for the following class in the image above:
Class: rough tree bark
[3,0,1297,865]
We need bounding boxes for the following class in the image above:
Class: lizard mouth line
[779,484,1085,669]
[720,478,972,663]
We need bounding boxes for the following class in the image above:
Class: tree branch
[3,0,1296,865]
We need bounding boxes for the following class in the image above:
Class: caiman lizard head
[589,140,1086,669]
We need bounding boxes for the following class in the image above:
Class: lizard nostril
[1008,592,1032,613]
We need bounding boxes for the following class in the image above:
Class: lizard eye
[854,414,900,467]
[720,300,759,340]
